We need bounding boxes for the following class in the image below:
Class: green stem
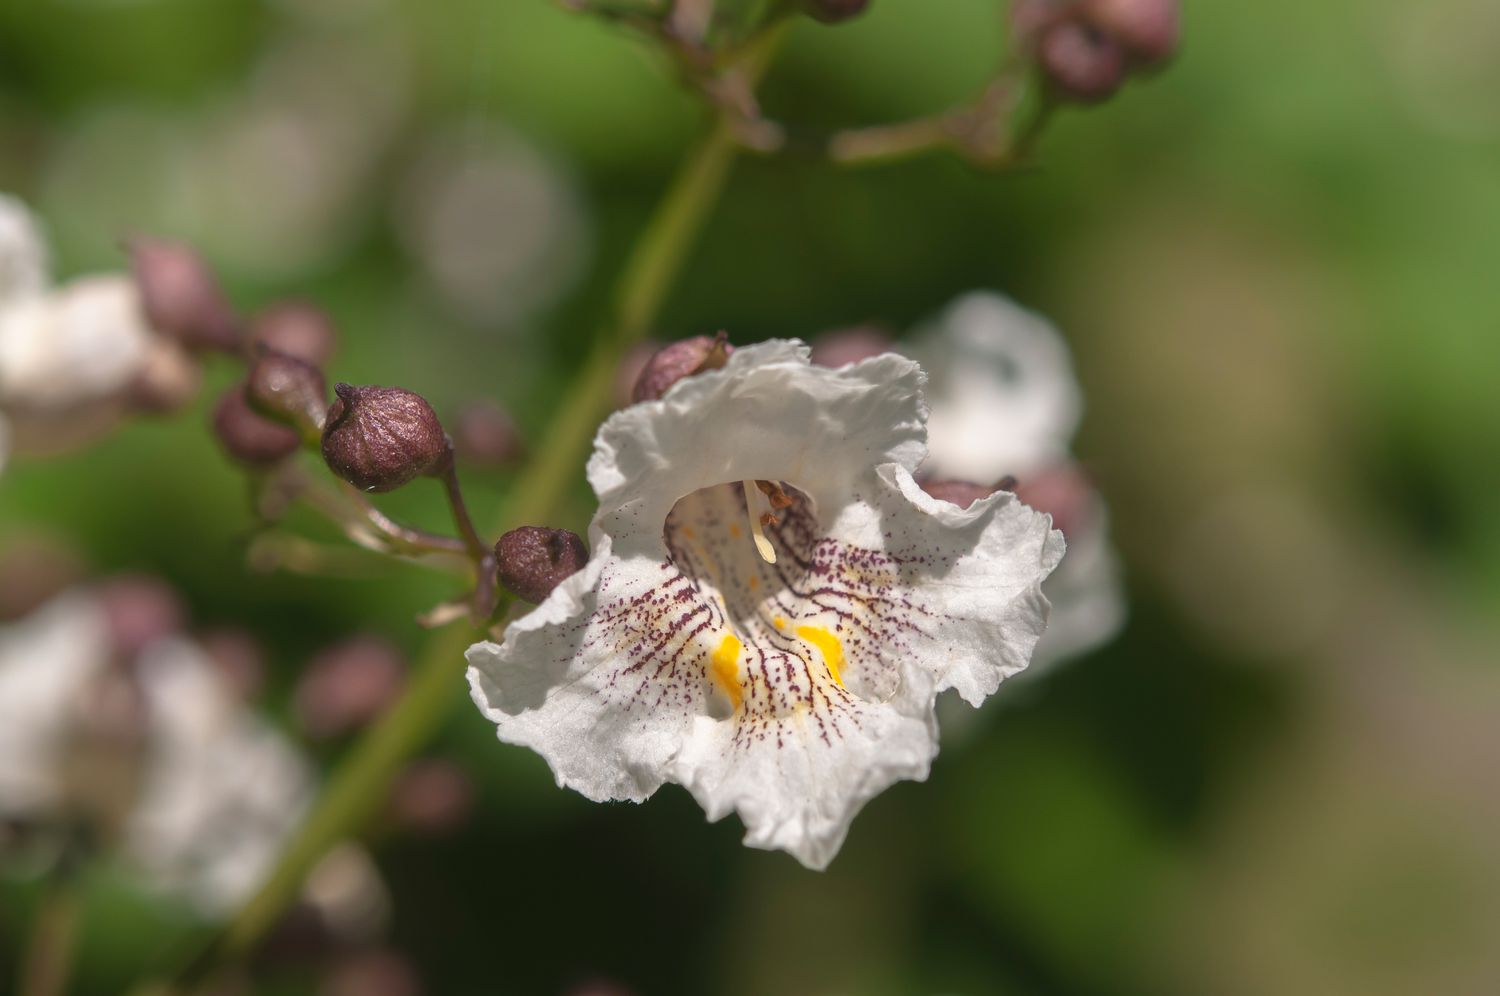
[19,876,81,996]
[146,27,789,995]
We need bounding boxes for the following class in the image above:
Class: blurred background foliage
[2,0,1498,993]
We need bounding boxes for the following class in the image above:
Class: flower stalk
[143,25,790,994]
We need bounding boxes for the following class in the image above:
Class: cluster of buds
[1012,0,1180,103]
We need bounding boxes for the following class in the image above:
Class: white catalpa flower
[0,591,313,916]
[0,192,49,304]
[911,291,1124,668]
[0,192,159,424]
[468,341,1063,869]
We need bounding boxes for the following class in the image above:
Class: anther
[742,480,777,564]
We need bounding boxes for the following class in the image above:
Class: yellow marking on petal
[682,526,696,540]
[742,479,777,564]
[729,522,741,538]
[796,625,845,688]
[710,633,744,711]
[773,616,787,630]
[747,574,759,591]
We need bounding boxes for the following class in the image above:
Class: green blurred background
[3,0,1499,993]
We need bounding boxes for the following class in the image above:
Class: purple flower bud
[1083,0,1179,65]
[387,759,474,836]
[919,478,1002,510]
[1009,0,1073,52]
[249,300,339,367]
[294,635,405,740]
[809,325,895,368]
[321,383,450,493]
[128,237,240,353]
[323,949,422,996]
[801,0,870,24]
[1038,19,1128,103]
[96,574,185,660]
[631,333,733,404]
[199,627,266,702]
[1013,463,1093,539]
[450,401,524,468]
[213,383,302,466]
[495,526,588,604]
[247,348,328,436]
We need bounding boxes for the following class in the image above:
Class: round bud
[213,384,302,466]
[294,635,405,740]
[199,627,266,702]
[801,0,870,24]
[1038,19,1128,103]
[495,526,588,604]
[323,949,422,996]
[919,478,1001,510]
[631,333,733,404]
[388,759,474,836]
[247,348,328,436]
[809,326,895,368]
[321,383,450,493]
[96,573,185,660]
[450,401,524,468]
[128,237,240,353]
[1009,0,1073,52]
[1083,0,1179,64]
[249,301,339,367]
[1012,463,1093,539]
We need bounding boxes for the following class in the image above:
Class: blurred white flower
[0,590,313,916]
[911,291,1125,670]
[469,341,1061,868]
[0,193,49,304]
[395,122,590,328]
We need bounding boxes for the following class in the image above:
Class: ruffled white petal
[123,637,314,916]
[0,275,152,412]
[0,192,49,305]
[469,340,1062,867]
[0,592,313,916]
[910,291,1081,483]
[0,594,111,818]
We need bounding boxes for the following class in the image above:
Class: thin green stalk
[19,876,81,996]
[146,27,790,995]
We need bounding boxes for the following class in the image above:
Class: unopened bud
[919,478,1003,510]
[809,326,895,368]
[295,635,405,739]
[247,348,328,437]
[128,237,240,353]
[496,526,588,604]
[1010,0,1073,52]
[615,340,661,409]
[388,759,474,836]
[450,401,524,468]
[249,301,339,367]
[1012,463,1093,538]
[801,0,869,24]
[321,383,450,493]
[1083,0,1178,64]
[1038,20,1128,103]
[199,628,266,702]
[631,332,733,404]
[97,574,185,660]
[322,949,422,996]
[213,384,302,466]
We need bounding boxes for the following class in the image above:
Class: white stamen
[742,479,777,564]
